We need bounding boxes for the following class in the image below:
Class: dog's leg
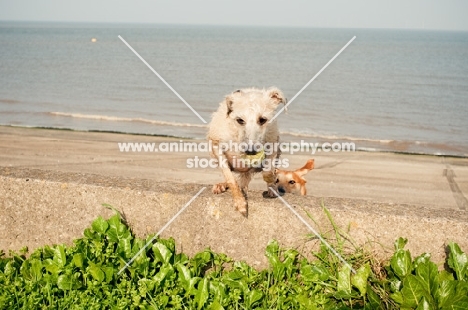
[210,142,230,194]
[212,182,229,194]
[211,141,248,216]
[220,166,248,216]
[210,140,229,194]
[238,173,251,193]
[262,150,280,198]
[236,171,252,197]
[262,170,278,198]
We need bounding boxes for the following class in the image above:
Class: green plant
[388,237,468,309]
[0,208,466,309]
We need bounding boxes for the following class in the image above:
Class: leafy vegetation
[1,209,467,309]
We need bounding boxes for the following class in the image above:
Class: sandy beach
[1,125,467,267]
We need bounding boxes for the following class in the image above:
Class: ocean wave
[48,112,393,144]
[0,99,21,104]
[279,130,394,144]
[49,112,207,128]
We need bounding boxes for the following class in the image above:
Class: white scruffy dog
[207,87,286,217]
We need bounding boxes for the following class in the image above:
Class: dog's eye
[288,180,296,185]
[236,118,245,125]
[275,178,279,183]
[258,117,268,125]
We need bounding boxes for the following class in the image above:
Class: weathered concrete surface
[1,126,467,268]
[1,171,467,268]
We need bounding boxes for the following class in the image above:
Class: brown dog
[275,159,314,195]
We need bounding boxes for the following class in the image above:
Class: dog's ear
[295,159,315,179]
[226,97,233,116]
[226,90,242,116]
[267,87,287,105]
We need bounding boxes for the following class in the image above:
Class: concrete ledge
[1,167,467,268]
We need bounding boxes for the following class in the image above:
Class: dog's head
[275,159,314,195]
[225,87,286,154]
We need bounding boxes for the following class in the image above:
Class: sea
[1,22,467,157]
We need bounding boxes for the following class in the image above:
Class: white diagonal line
[118,187,206,275]
[118,35,207,124]
[269,187,356,274]
[270,36,356,123]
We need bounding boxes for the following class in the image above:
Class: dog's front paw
[263,187,282,198]
[212,183,229,194]
[234,199,248,217]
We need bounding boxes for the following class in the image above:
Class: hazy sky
[1,0,468,31]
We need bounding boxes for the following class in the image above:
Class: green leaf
[301,264,330,282]
[390,248,412,280]
[158,238,176,255]
[118,237,132,258]
[138,278,156,296]
[414,258,438,298]
[395,237,409,251]
[57,274,82,291]
[437,280,468,308]
[89,265,105,282]
[208,300,225,310]
[3,261,15,277]
[91,216,109,234]
[270,256,285,280]
[103,266,114,283]
[334,289,358,300]
[390,291,404,304]
[448,242,468,281]
[73,253,84,268]
[436,280,456,308]
[83,228,98,240]
[53,245,67,268]
[107,213,121,229]
[223,270,249,292]
[398,275,431,308]
[414,252,431,266]
[265,240,280,259]
[43,259,59,275]
[337,265,352,294]
[192,250,213,269]
[30,259,43,282]
[246,290,263,308]
[351,263,371,296]
[438,270,454,282]
[106,214,130,243]
[196,278,209,310]
[188,277,201,296]
[176,263,192,290]
[451,301,468,309]
[366,284,382,308]
[20,260,32,280]
[57,274,73,290]
[296,294,317,308]
[153,242,173,265]
[154,264,174,289]
[416,296,432,310]
[209,280,226,303]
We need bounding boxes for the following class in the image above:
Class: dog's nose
[278,186,286,194]
[245,149,258,155]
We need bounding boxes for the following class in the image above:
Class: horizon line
[0,19,467,33]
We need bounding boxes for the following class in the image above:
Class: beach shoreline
[5,124,468,158]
